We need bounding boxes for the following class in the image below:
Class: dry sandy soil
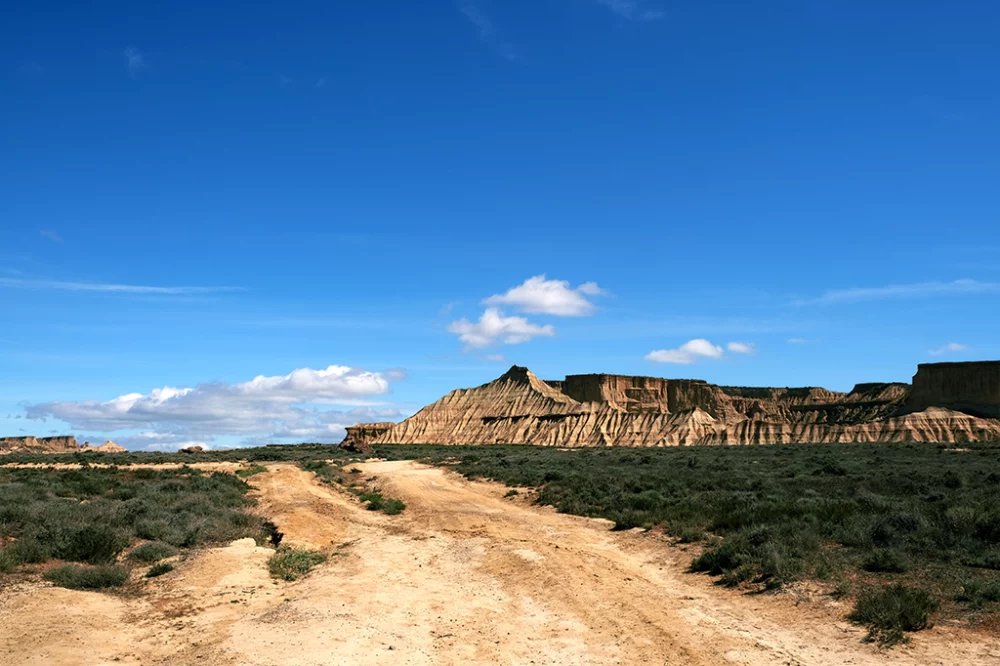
[2,460,999,665]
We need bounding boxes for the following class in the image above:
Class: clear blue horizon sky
[2,1,998,450]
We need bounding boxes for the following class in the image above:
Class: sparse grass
[848,584,939,646]
[130,541,178,563]
[300,463,406,515]
[268,547,326,581]
[44,564,129,590]
[145,562,174,578]
[0,466,271,580]
[235,464,268,478]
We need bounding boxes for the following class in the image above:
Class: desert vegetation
[3,441,999,645]
[0,464,275,588]
[268,547,327,581]
[369,442,1000,643]
[300,460,407,515]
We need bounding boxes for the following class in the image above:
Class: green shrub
[55,525,130,564]
[956,578,1000,608]
[382,498,406,515]
[235,464,267,478]
[361,491,385,512]
[130,541,178,563]
[268,547,327,581]
[862,548,911,574]
[963,548,1000,570]
[44,564,129,590]
[145,562,174,578]
[848,584,939,646]
[1,538,50,566]
[0,465,268,581]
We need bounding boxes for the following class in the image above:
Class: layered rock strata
[0,436,127,454]
[345,362,1000,447]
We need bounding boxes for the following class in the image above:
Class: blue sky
[2,1,998,449]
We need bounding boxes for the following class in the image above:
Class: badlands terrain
[344,361,1000,447]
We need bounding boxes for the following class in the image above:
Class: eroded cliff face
[0,436,129,454]
[344,362,1000,447]
[340,422,396,451]
[0,436,81,454]
[906,361,1000,418]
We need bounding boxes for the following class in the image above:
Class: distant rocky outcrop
[339,422,395,453]
[342,362,1000,447]
[0,436,128,455]
[1,436,87,454]
[82,440,127,453]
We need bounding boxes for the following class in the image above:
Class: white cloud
[795,279,1000,306]
[448,308,555,349]
[595,0,665,21]
[25,365,401,448]
[0,277,241,295]
[928,342,968,356]
[40,230,63,243]
[727,341,755,354]
[124,47,145,76]
[645,339,724,364]
[484,275,605,316]
[485,354,506,362]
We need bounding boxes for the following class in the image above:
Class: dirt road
[2,460,998,665]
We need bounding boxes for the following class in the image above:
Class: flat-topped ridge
[345,360,1000,447]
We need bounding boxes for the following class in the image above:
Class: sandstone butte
[0,436,126,455]
[343,360,1000,447]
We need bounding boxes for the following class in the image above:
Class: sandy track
[1,461,998,665]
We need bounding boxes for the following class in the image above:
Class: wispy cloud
[40,230,63,243]
[794,279,1000,306]
[928,342,968,356]
[0,278,243,295]
[727,341,755,354]
[595,0,665,21]
[456,0,517,61]
[124,47,145,77]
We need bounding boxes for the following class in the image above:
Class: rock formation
[344,362,1000,447]
[0,436,83,454]
[0,436,129,454]
[83,440,127,453]
[905,361,1000,418]
[340,422,395,453]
